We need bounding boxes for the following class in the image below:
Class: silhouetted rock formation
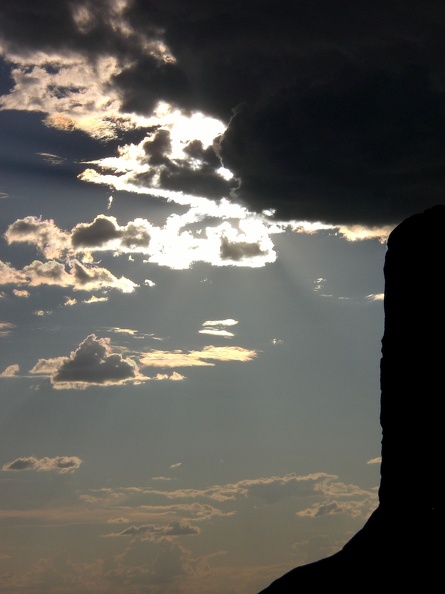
[259,205,444,592]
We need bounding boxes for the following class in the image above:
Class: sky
[0,2,443,593]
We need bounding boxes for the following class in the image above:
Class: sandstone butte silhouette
[259,205,443,592]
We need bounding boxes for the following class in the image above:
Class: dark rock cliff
[258,205,444,592]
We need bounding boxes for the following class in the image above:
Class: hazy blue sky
[0,2,443,593]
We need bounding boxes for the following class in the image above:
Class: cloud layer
[1,1,445,225]
[24,333,258,390]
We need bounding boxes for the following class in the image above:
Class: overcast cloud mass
[1,0,444,226]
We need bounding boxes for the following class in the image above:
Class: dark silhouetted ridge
[259,205,444,592]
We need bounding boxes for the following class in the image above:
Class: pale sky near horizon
[0,2,443,593]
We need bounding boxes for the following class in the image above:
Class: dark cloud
[161,139,230,197]
[143,129,172,165]
[71,216,122,247]
[3,1,445,224]
[158,163,230,199]
[220,236,266,261]
[114,57,191,116]
[2,457,35,471]
[52,334,138,386]
[0,0,157,63]
[2,455,82,473]
[70,260,115,287]
[119,222,151,249]
[220,65,445,225]
[71,216,151,250]
[135,135,231,198]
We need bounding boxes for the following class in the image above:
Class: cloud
[0,364,19,377]
[142,473,337,503]
[63,296,77,306]
[154,372,186,381]
[2,1,445,225]
[2,456,82,473]
[71,215,123,247]
[4,216,70,259]
[71,215,151,250]
[139,345,257,368]
[202,319,238,327]
[37,152,66,166]
[219,66,445,226]
[0,321,15,337]
[0,257,137,294]
[82,295,108,304]
[13,289,30,298]
[106,521,200,539]
[366,294,384,302]
[220,235,267,261]
[5,212,277,270]
[27,335,254,388]
[199,319,238,338]
[30,334,142,390]
[367,457,382,464]
[296,499,375,518]
[89,472,376,518]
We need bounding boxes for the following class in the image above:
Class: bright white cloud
[366,293,384,302]
[199,319,238,338]
[202,319,238,327]
[5,212,277,270]
[199,328,235,338]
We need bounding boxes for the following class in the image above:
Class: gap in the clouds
[0,111,110,165]
[272,229,386,301]
[0,57,14,95]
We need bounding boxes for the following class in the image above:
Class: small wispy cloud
[367,457,382,464]
[0,322,15,337]
[12,289,30,298]
[366,293,384,302]
[104,521,200,539]
[199,318,238,338]
[37,152,65,166]
[0,364,19,377]
[140,345,257,368]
